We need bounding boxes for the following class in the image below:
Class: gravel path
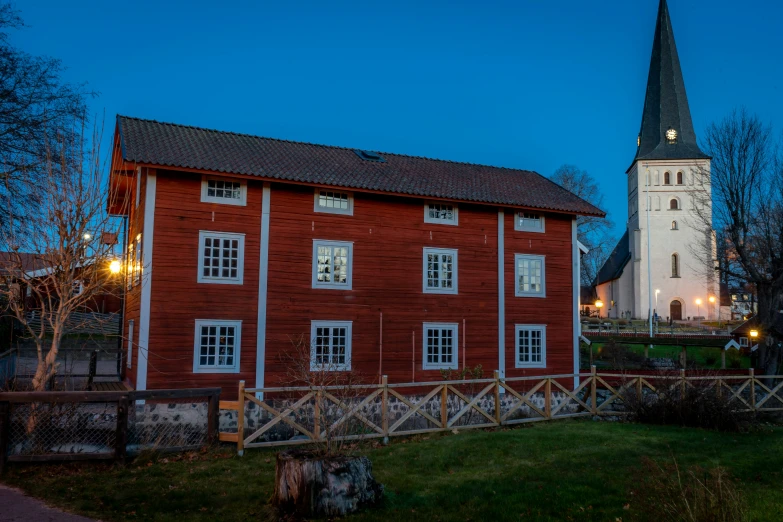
[0,484,97,521]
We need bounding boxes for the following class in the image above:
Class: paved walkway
[0,484,97,521]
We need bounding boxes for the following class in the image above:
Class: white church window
[671,253,680,278]
[669,198,680,210]
[671,220,678,230]
[676,171,684,185]
[664,172,671,185]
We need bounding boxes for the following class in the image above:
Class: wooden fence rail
[220,368,783,453]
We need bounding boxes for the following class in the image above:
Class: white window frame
[200,176,247,206]
[515,324,547,368]
[192,319,242,373]
[740,337,749,347]
[313,188,354,215]
[310,320,352,371]
[422,322,459,370]
[514,254,546,297]
[126,320,134,369]
[197,231,245,285]
[423,247,458,295]
[515,212,545,233]
[312,240,353,290]
[424,202,458,226]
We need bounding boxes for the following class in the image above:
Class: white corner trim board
[572,219,580,389]
[136,170,156,392]
[256,183,271,394]
[497,210,505,380]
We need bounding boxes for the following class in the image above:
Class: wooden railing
[220,368,783,453]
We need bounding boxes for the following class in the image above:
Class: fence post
[590,365,597,414]
[544,378,552,419]
[381,375,389,443]
[237,380,245,457]
[679,369,686,398]
[115,395,129,461]
[314,390,321,441]
[749,368,756,411]
[441,382,449,428]
[207,390,219,445]
[493,371,501,425]
[721,350,726,369]
[0,401,9,474]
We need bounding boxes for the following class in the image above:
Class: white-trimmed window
[312,240,353,289]
[310,321,352,371]
[423,323,458,370]
[515,324,546,368]
[423,247,457,294]
[740,337,749,347]
[424,202,458,225]
[515,212,545,233]
[201,177,247,206]
[314,189,353,215]
[197,231,245,284]
[127,233,143,290]
[193,320,241,373]
[515,254,545,297]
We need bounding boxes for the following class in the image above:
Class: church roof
[595,230,631,286]
[633,0,709,166]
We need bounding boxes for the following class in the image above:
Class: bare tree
[550,164,615,284]
[280,334,369,456]
[0,3,93,229]
[0,120,124,391]
[691,108,783,374]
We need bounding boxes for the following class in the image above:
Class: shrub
[634,457,749,522]
[726,348,742,369]
[703,347,721,367]
[599,340,645,369]
[622,372,757,432]
[587,317,601,325]
[617,319,630,326]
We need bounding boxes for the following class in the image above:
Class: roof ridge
[116,114,540,175]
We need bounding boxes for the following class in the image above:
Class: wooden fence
[220,368,783,453]
[0,388,220,472]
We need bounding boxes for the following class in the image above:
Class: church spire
[634,0,708,162]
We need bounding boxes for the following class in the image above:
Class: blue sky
[14,0,783,237]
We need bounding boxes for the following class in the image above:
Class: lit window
[127,234,143,290]
[423,247,458,294]
[740,337,748,347]
[515,212,545,232]
[310,321,352,371]
[312,240,353,289]
[516,325,546,368]
[201,177,246,205]
[423,323,458,370]
[314,189,353,215]
[671,220,678,230]
[671,253,680,278]
[197,231,245,284]
[193,320,241,373]
[515,254,546,297]
[424,203,458,225]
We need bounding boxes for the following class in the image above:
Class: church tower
[596,0,716,321]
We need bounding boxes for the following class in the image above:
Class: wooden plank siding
[121,165,146,387]
[133,169,575,398]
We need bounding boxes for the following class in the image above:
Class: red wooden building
[108,117,604,396]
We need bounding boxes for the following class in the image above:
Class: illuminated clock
[666,127,678,143]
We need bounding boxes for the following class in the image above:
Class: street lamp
[750,329,759,339]
[695,298,702,325]
[595,300,604,319]
[109,259,121,275]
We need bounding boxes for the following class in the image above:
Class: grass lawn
[586,342,751,369]
[2,420,782,521]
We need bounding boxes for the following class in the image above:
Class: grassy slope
[3,421,782,521]
[587,342,751,369]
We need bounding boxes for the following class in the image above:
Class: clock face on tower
[666,128,678,143]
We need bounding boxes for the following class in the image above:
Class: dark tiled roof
[117,116,605,217]
[731,314,783,337]
[633,0,709,166]
[595,230,631,285]
[0,252,50,275]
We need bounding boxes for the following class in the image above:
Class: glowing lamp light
[695,298,703,306]
[109,260,121,274]
[595,300,604,309]
[708,296,716,304]
[83,233,92,240]
[750,329,759,339]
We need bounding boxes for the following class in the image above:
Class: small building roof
[116,116,605,217]
[595,230,631,286]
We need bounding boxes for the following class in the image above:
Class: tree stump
[272,450,384,517]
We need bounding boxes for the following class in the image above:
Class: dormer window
[424,202,458,225]
[515,212,545,233]
[201,177,247,206]
[354,149,385,162]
